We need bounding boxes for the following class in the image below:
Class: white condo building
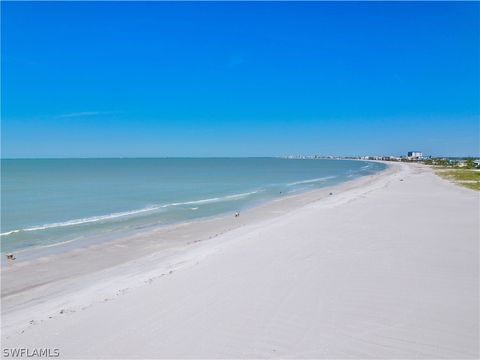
[407,151,423,158]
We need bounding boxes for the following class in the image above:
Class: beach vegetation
[435,168,480,191]
[423,157,480,169]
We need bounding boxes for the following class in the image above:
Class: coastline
[1,158,385,257]
[2,161,478,358]
[1,163,396,330]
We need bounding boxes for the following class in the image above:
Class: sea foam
[0,190,261,236]
[287,176,337,186]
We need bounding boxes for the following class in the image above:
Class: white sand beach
[1,162,479,358]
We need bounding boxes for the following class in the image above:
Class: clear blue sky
[2,2,479,158]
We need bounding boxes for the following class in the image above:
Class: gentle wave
[161,190,261,207]
[287,176,336,186]
[0,229,22,236]
[0,205,162,237]
[0,190,261,237]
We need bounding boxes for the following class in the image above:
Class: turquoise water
[1,158,385,253]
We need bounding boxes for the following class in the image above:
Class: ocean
[1,158,386,254]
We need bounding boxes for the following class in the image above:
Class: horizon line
[1,155,479,160]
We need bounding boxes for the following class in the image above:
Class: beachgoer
[6,253,15,261]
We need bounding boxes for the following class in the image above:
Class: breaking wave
[0,190,262,237]
[287,176,337,186]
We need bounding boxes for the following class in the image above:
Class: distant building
[388,156,402,161]
[407,151,423,160]
[407,151,423,159]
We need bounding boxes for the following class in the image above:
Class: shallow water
[1,158,385,253]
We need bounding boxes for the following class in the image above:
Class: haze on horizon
[2,2,479,158]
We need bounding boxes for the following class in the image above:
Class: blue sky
[2,2,479,158]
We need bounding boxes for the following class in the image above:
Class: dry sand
[1,162,479,358]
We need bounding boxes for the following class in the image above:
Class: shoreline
[1,159,385,259]
[1,161,391,264]
[2,162,397,332]
[2,161,478,358]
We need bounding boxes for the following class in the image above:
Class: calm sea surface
[1,158,386,253]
